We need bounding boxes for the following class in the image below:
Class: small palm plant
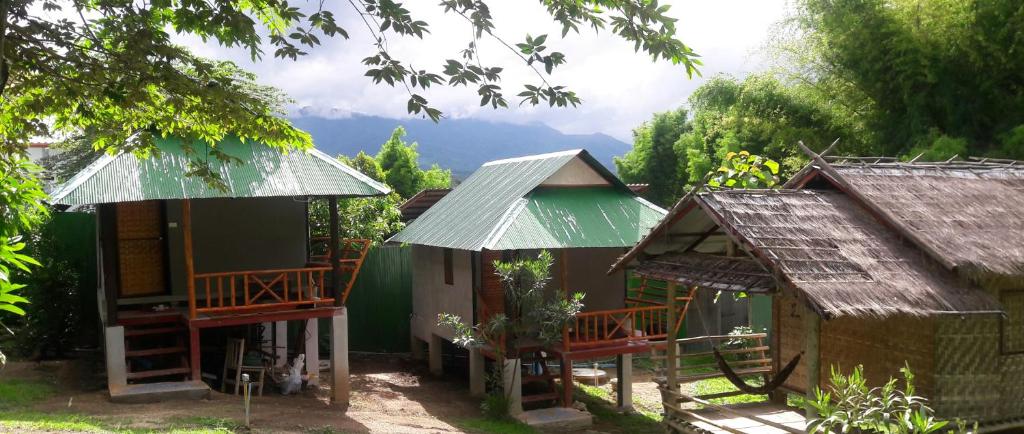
[808,364,974,434]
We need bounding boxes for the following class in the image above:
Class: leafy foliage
[374,127,452,198]
[0,155,47,364]
[613,108,689,207]
[11,218,80,359]
[808,364,973,434]
[707,151,780,189]
[438,250,584,418]
[777,0,1024,157]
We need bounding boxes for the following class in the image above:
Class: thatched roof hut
[614,155,1024,429]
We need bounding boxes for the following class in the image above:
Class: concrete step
[514,407,593,431]
[109,380,210,403]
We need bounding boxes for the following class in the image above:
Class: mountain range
[289,111,631,178]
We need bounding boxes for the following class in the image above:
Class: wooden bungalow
[389,149,669,412]
[49,136,390,402]
[611,151,1024,432]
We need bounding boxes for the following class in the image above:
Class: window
[1001,290,1024,355]
[443,248,454,285]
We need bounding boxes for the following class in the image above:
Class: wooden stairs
[520,350,562,408]
[122,315,191,382]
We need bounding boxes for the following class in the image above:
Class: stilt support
[330,307,350,404]
[504,358,523,415]
[469,347,486,397]
[616,353,633,411]
[428,334,443,376]
[305,318,320,386]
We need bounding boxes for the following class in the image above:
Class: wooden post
[183,199,196,319]
[804,304,821,419]
[189,325,201,381]
[666,282,678,393]
[329,197,342,307]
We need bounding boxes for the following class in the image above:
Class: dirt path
[3,354,485,433]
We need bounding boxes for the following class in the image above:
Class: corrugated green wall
[50,212,100,345]
[344,245,413,352]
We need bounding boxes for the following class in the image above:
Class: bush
[13,219,80,358]
[808,364,973,434]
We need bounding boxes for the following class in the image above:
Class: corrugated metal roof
[389,149,667,251]
[487,187,666,250]
[50,135,390,206]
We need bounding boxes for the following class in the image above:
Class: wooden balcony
[189,266,335,318]
[561,287,697,357]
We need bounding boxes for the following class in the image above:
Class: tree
[614,108,689,207]
[339,151,385,183]
[0,156,46,364]
[374,126,452,198]
[778,0,1024,157]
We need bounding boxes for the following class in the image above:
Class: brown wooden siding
[479,250,505,322]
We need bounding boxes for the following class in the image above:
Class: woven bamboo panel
[116,201,162,239]
[778,290,936,396]
[777,292,808,393]
[822,315,935,396]
[116,201,166,297]
[1001,291,1024,354]
[933,315,1022,423]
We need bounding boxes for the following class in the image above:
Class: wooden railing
[190,266,334,317]
[566,304,688,350]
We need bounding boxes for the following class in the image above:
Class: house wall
[556,248,626,312]
[410,245,474,341]
[540,157,610,186]
[776,291,936,398]
[165,197,308,297]
[933,314,1024,423]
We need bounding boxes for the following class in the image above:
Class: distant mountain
[289,112,631,178]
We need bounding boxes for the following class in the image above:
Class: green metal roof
[50,135,390,206]
[389,149,666,251]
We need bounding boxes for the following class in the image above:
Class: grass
[575,383,663,434]
[693,377,768,405]
[0,410,242,433]
[0,378,57,407]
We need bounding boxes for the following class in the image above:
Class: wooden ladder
[122,316,191,383]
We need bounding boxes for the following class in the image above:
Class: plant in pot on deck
[438,250,584,419]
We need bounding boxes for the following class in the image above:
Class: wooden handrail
[567,304,687,350]
[190,265,335,317]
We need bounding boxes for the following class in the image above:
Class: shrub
[13,219,80,358]
[808,364,974,434]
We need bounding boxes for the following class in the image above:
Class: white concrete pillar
[616,353,633,411]
[469,347,486,397]
[260,322,273,355]
[330,307,350,404]
[274,320,288,367]
[428,334,443,376]
[410,328,425,360]
[305,319,320,387]
[104,326,127,390]
[503,358,523,415]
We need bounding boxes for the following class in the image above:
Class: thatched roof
[820,160,1024,283]
[632,252,775,293]
[699,189,1001,318]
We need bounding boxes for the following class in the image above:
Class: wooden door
[116,201,168,297]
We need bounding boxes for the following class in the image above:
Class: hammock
[712,348,802,395]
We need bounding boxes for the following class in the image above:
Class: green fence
[343,244,413,353]
[50,212,100,346]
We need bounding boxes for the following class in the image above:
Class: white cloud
[173,0,791,142]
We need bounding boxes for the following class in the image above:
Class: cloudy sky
[179,1,792,142]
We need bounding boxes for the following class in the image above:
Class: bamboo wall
[775,291,936,397]
[933,315,1024,423]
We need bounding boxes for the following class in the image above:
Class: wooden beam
[189,306,343,329]
[189,324,200,381]
[182,200,196,320]
[681,225,719,253]
[98,204,120,325]
[665,282,677,393]
[804,303,821,419]
[328,197,341,307]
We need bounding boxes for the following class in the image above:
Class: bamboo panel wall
[116,201,166,297]
[776,291,936,396]
[822,315,935,397]
[933,315,1023,423]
